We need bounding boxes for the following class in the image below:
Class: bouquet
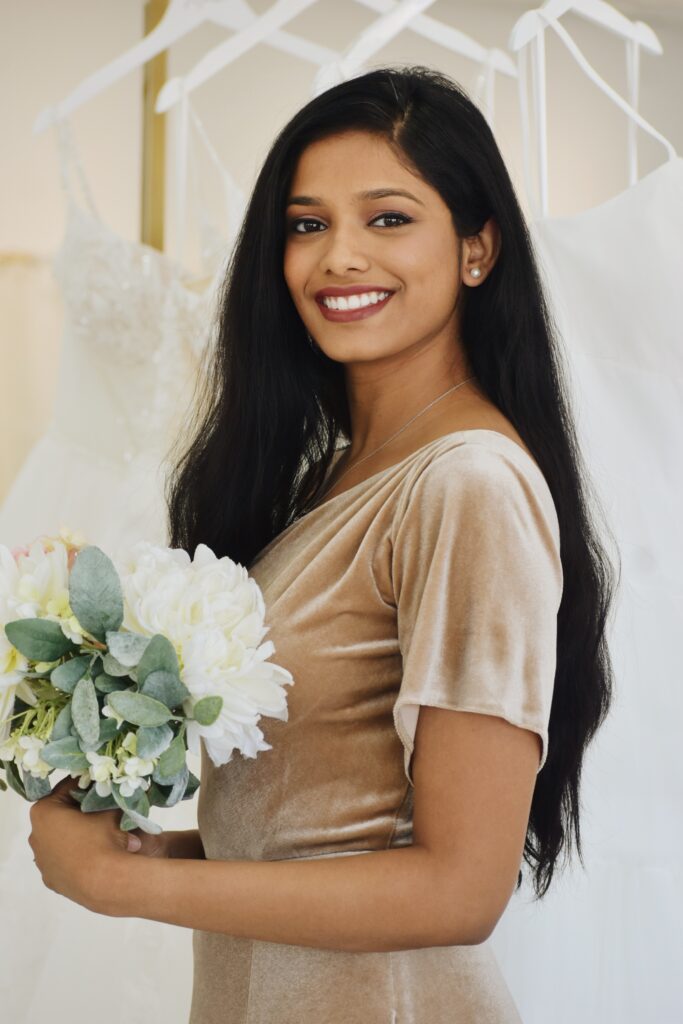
[0,528,293,835]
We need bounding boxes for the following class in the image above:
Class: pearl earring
[470,267,482,279]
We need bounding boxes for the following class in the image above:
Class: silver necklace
[322,375,477,499]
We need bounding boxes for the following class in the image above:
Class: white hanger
[509,4,675,219]
[155,0,322,113]
[309,0,517,128]
[156,0,517,127]
[33,0,337,135]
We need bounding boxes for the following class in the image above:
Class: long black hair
[166,65,619,900]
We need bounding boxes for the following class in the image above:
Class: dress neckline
[300,428,537,522]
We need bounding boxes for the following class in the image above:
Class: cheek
[283,243,307,298]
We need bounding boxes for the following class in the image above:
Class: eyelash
[288,212,412,234]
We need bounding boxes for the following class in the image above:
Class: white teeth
[321,290,391,311]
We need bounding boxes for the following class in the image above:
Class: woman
[148,65,618,1021]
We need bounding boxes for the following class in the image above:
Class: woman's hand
[28,775,155,912]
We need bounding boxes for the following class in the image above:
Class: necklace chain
[322,375,477,499]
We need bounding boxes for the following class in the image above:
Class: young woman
[50,65,617,1023]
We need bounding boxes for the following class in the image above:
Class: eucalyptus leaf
[22,771,52,800]
[51,655,91,694]
[67,786,86,804]
[95,672,130,694]
[102,652,131,678]
[110,784,161,835]
[4,618,75,663]
[107,690,173,728]
[137,634,180,687]
[184,770,200,800]
[105,630,151,668]
[164,763,189,806]
[80,787,119,812]
[136,723,174,760]
[140,669,190,709]
[76,715,119,752]
[193,695,223,726]
[154,734,187,781]
[3,759,27,798]
[40,736,90,772]
[71,676,101,748]
[69,546,124,642]
[50,703,73,741]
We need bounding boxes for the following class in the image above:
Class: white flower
[115,540,294,769]
[102,702,125,728]
[14,735,51,779]
[85,751,119,796]
[0,732,19,763]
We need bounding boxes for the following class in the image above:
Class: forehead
[289,131,426,197]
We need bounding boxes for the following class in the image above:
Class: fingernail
[127,835,142,852]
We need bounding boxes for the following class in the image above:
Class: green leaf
[51,702,73,741]
[69,546,124,642]
[136,634,180,687]
[110,784,161,835]
[105,630,151,668]
[22,771,52,800]
[2,759,27,799]
[40,736,90,772]
[102,652,132,678]
[80,786,119,812]
[71,676,101,748]
[165,763,189,806]
[136,723,174,760]
[140,669,190,709]
[154,734,186,781]
[4,618,75,663]
[193,695,223,726]
[107,690,173,728]
[184,770,200,800]
[94,672,130,694]
[76,715,119,752]
[51,655,91,694]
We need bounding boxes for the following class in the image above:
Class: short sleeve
[390,442,563,787]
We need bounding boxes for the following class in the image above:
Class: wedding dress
[0,104,242,1024]
[488,14,683,1024]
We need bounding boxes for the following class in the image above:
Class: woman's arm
[95,842,483,954]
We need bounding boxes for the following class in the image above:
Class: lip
[316,290,395,322]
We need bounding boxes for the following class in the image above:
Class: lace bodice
[47,113,243,467]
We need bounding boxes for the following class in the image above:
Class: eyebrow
[286,187,425,208]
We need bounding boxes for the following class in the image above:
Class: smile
[317,290,394,322]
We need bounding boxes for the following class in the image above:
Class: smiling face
[283,131,466,367]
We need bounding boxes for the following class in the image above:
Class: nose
[318,224,371,276]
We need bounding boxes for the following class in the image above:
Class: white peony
[117,541,294,767]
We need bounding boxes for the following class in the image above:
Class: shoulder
[391,432,561,561]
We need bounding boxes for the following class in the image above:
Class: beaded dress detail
[0,114,233,558]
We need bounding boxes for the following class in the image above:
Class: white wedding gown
[489,15,683,1024]
[0,106,243,1023]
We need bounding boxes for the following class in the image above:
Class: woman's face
[283,131,465,365]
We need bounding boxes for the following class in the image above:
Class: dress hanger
[509,1,669,218]
[156,0,517,132]
[33,0,338,135]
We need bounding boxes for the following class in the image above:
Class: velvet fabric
[189,429,563,1023]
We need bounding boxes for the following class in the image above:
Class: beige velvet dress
[189,428,563,1024]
